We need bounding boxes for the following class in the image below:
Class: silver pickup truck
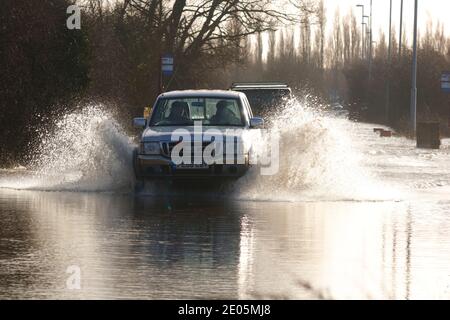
[133,90,264,182]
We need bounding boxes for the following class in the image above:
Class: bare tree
[119,1,296,66]
[343,10,351,66]
[434,21,446,54]
[350,11,360,62]
[300,15,312,64]
[256,32,264,68]
[316,0,326,70]
[331,8,343,69]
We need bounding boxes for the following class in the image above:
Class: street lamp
[369,0,373,81]
[385,0,393,124]
[411,0,419,133]
[399,0,404,57]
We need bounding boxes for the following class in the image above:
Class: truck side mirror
[133,118,147,128]
[250,117,264,129]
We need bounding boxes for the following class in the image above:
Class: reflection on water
[1,189,450,299]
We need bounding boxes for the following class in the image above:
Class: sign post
[441,72,450,93]
[160,54,174,93]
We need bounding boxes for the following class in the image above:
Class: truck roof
[158,90,243,99]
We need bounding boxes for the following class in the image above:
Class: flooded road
[1,188,450,299]
[1,105,450,299]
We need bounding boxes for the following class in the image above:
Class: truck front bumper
[134,154,249,179]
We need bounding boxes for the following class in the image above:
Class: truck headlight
[141,142,160,155]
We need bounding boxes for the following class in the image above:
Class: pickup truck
[132,90,264,183]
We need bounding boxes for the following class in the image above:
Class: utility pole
[411,0,419,133]
[369,0,373,80]
[385,0,393,124]
[399,0,404,57]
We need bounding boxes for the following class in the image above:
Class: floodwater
[1,103,450,300]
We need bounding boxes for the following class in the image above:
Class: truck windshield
[149,97,245,127]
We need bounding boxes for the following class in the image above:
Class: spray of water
[0,105,135,192]
[0,100,395,200]
[234,97,394,202]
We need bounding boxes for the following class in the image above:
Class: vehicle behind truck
[230,82,292,116]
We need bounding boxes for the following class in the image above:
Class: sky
[325,0,450,42]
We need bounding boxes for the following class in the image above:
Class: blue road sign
[442,71,450,93]
[162,54,174,76]
[162,64,173,75]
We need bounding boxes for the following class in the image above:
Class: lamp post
[385,0,393,124]
[399,0,404,57]
[356,4,365,60]
[411,0,419,133]
[369,0,373,81]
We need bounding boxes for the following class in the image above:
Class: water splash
[234,98,397,202]
[0,105,135,192]
[0,100,397,201]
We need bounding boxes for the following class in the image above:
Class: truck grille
[161,141,213,157]
[161,139,243,163]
